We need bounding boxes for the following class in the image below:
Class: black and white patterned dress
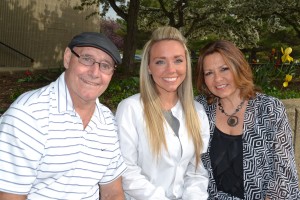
[196,93,300,200]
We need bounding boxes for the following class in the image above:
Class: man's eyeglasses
[71,49,115,75]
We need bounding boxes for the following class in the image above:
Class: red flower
[25,70,32,76]
[274,60,281,68]
[271,48,276,55]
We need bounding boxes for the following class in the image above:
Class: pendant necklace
[218,99,245,127]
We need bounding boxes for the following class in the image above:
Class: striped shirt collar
[53,72,106,124]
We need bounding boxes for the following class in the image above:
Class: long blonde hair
[140,26,203,166]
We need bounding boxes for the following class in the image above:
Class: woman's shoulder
[252,92,284,107]
[115,94,142,117]
[250,93,288,120]
[195,94,209,106]
[195,94,207,103]
[118,93,141,105]
[194,99,205,112]
[195,94,212,111]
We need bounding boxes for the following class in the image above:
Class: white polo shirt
[0,73,126,199]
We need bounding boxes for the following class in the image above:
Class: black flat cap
[68,32,122,64]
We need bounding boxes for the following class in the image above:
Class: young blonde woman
[115,26,210,199]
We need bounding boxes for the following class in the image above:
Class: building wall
[0,0,100,69]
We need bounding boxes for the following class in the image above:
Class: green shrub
[252,62,300,98]
[9,88,28,101]
[99,76,140,111]
[3,64,299,115]
[17,70,52,83]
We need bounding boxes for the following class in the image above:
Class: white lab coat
[115,94,210,200]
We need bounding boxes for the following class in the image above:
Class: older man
[0,32,126,200]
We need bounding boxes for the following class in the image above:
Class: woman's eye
[221,67,229,72]
[175,59,183,64]
[204,71,212,76]
[155,60,165,65]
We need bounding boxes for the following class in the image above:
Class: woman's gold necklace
[218,99,245,127]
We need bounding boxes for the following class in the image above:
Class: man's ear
[63,47,72,69]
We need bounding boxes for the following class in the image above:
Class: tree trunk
[122,0,140,74]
